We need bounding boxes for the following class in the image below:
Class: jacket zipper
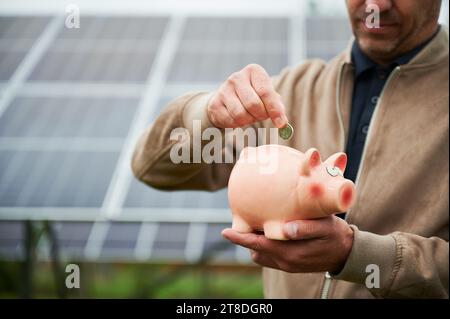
[320,61,347,299]
[320,65,402,299]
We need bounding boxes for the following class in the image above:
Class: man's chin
[356,37,399,58]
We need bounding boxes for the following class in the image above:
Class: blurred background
[0,0,448,298]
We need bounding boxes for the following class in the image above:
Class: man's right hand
[206,64,288,129]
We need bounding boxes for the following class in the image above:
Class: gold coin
[278,123,294,140]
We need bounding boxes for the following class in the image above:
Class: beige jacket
[131,27,449,299]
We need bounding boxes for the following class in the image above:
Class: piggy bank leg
[263,221,288,240]
[231,215,253,234]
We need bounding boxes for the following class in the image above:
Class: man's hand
[222,215,354,274]
[207,64,288,129]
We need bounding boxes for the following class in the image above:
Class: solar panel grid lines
[19,82,146,98]
[152,222,189,260]
[28,16,167,83]
[0,151,120,207]
[0,16,51,82]
[134,222,159,261]
[0,15,62,120]
[288,3,307,65]
[167,17,289,82]
[83,16,185,257]
[54,221,93,259]
[100,15,183,220]
[0,220,24,260]
[100,221,142,259]
[0,138,124,152]
[184,222,207,263]
[84,221,110,260]
[14,150,61,207]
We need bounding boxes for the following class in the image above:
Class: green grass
[0,261,263,299]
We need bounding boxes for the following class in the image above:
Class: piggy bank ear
[299,148,321,175]
[325,152,347,172]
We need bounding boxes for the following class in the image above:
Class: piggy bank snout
[338,180,355,211]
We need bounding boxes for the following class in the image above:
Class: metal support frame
[20,220,66,298]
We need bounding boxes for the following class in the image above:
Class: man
[131,0,448,298]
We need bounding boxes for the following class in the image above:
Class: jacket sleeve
[131,91,234,191]
[332,225,449,298]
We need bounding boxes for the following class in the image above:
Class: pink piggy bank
[227,145,356,240]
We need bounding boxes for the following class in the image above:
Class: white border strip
[0,0,304,17]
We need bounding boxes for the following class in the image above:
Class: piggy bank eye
[326,166,343,177]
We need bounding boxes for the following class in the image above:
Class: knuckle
[266,102,283,117]
[208,100,221,114]
[245,98,263,112]
[230,110,249,125]
[254,236,264,251]
[227,72,241,85]
[245,63,260,72]
[256,85,270,99]
[223,116,237,128]
[216,90,227,102]
[208,111,219,126]
[236,116,251,126]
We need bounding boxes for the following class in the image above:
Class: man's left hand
[222,215,354,273]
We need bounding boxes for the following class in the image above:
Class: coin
[326,166,343,177]
[278,123,294,140]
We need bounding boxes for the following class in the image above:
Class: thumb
[283,222,300,240]
[283,219,330,240]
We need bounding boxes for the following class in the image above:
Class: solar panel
[168,17,289,82]
[151,222,190,260]
[305,17,352,60]
[203,223,236,262]
[0,12,352,265]
[0,16,50,81]
[28,16,168,83]
[0,221,24,260]
[0,150,119,207]
[124,179,229,209]
[54,221,93,258]
[0,96,139,138]
[100,222,141,259]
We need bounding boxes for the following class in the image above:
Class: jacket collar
[343,25,449,69]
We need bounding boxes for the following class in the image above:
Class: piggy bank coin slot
[326,166,343,177]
